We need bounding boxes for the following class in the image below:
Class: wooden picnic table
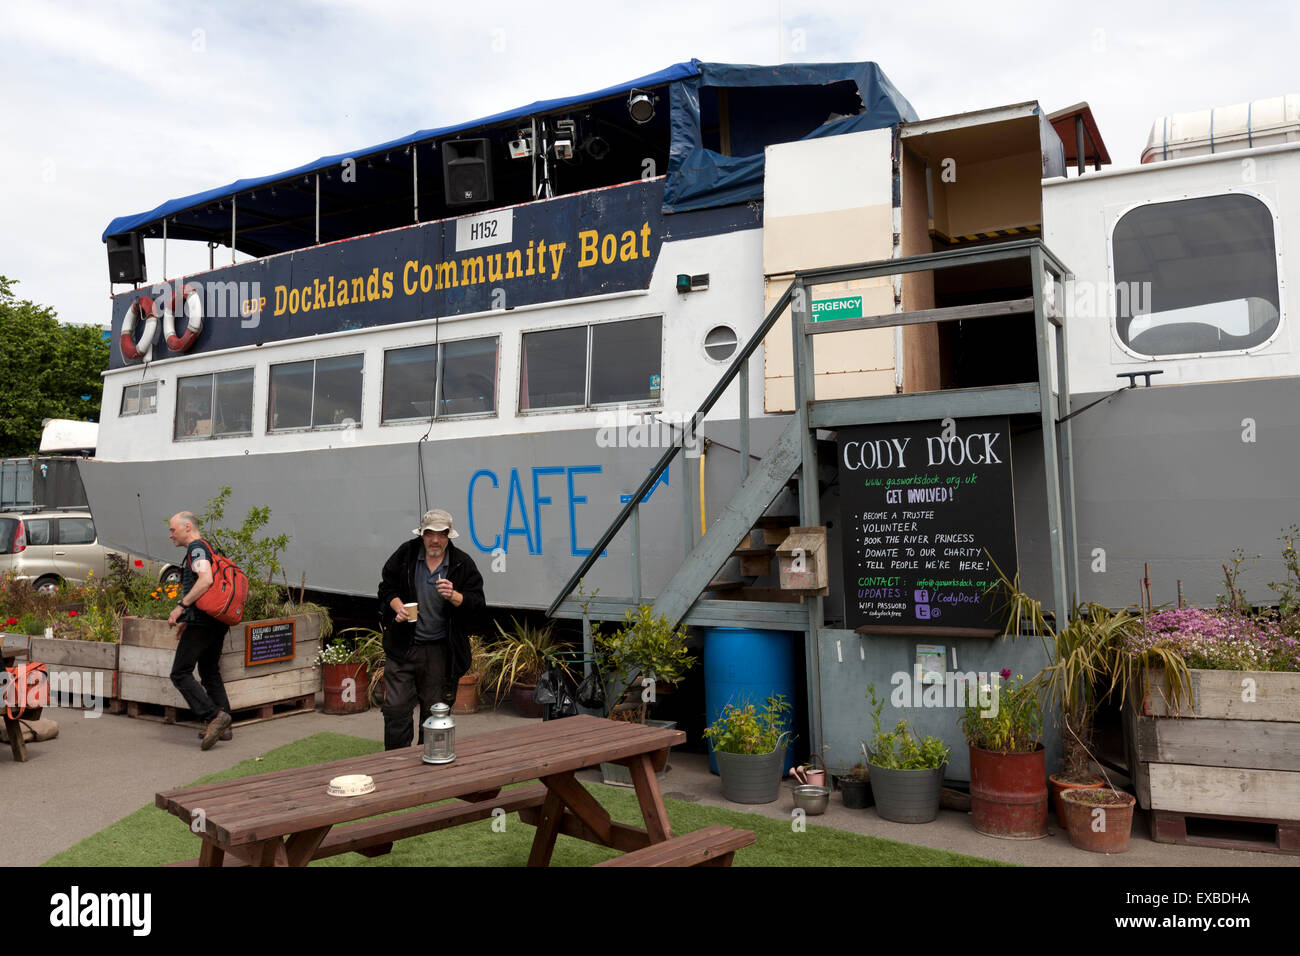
[156,714,709,867]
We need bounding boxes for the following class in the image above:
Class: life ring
[163,284,203,352]
[120,296,159,361]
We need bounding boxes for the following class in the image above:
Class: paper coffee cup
[403,602,419,622]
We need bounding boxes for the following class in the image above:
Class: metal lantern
[422,703,455,764]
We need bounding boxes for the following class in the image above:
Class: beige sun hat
[413,508,459,538]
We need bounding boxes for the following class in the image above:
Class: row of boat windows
[119,315,666,440]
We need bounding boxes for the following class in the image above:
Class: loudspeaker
[442,139,493,206]
[107,233,146,284]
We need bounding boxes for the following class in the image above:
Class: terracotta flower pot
[1049,773,1106,828]
[322,662,369,714]
[512,682,544,718]
[1060,787,1136,853]
[452,673,481,715]
[969,745,1048,840]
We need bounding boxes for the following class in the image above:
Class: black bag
[576,670,605,710]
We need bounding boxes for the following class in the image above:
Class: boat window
[591,317,662,404]
[57,517,96,545]
[520,316,663,412]
[382,337,498,423]
[269,355,363,431]
[175,369,254,440]
[119,381,158,417]
[520,326,588,410]
[440,338,498,417]
[1112,193,1281,356]
[268,361,315,430]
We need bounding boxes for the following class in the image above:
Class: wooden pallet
[120,693,315,729]
[1151,808,1300,856]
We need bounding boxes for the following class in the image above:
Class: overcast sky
[2,0,1295,326]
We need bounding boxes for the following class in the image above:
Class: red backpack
[191,539,249,626]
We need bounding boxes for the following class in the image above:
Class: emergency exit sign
[811,295,863,322]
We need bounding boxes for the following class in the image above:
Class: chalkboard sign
[246,618,296,666]
[838,416,1018,636]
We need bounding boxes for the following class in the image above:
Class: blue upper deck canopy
[104,60,915,259]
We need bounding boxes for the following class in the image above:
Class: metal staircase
[546,239,1078,753]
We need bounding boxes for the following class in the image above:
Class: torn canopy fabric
[663,61,918,213]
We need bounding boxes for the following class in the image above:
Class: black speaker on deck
[107,233,146,284]
[442,139,493,206]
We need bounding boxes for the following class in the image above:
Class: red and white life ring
[120,296,159,361]
[163,284,203,352]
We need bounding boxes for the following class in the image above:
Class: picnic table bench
[157,714,748,867]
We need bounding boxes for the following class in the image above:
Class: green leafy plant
[595,603,695,686]
[864,686,949,770]
[703,694,791,755]
[197,486,291,621]
[594,602,695,721]
[480,616,573,705]
[0,276,108,457]
[994,566,1191,783]
[958,671,1042,754]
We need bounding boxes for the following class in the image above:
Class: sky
[1,0,1296,326]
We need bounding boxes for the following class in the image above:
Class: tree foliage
[0,276,109,456]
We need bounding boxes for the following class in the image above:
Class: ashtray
[327,774,375,797]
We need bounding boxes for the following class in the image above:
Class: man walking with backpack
[167,511,233,750]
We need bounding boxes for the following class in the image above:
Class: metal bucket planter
[969,745,1049,839]
[323,662,369,714]
[714,734,790,804]
[867,762,946,823]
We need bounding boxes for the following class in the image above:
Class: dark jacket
[378,538,486,681]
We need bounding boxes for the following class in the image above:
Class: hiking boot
[197,727,234,742]
[201,711,233,750]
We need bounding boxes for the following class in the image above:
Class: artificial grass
[45,732,1008,867]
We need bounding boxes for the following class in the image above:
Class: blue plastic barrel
[703,627,798,775]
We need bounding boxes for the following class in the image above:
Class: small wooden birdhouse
[776,526,828,592]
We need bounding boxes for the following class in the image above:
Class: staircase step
[719,587,803,604]
[682,599,809,629]
[705,578,745,592]
[730,547,772,558]
[753,515,799,529]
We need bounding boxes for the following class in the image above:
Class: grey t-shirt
[413,555,449,643]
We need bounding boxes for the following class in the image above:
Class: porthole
[703,325,738,362]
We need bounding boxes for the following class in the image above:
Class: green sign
[810,295,863,322]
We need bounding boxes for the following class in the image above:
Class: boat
[85,62,1300,766]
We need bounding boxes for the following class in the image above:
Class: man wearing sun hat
[377,508,487,750]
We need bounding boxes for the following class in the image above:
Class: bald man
[167,511,233,750]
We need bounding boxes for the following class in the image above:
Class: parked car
[0,510,178,592]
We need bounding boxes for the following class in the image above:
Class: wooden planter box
[118,614,323,714]
[28,635,119,706]
[1124,668,1300,851]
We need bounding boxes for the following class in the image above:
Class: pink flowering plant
[1132,608,1299,672]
